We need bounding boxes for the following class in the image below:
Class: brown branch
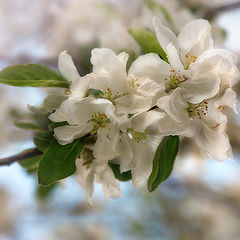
[203,1,240,19]
[0,148,42,166]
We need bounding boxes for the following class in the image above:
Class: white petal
[135,77,165,97]
[60,97,113,125]
[28,95,67,115]
[93,125,120,162]
[115,134,133,173]
[152,17,178,53]
[157,88,189,123]
[191,49,240,88]
[194,120,231,162]
[157,113,194,137]
[58,50,80,82]
[70,74,93,99]
[129,53,171,84]
[54,123,93,145]
[215,88,237,114]
[115,95,152,114]
[178,19,213,58]
[76,158,94,205]
[203,99,227,134]
[48,108,67,122]
[90,48,128,93]
[132,110,166,132]
[95,164,122,200]
[117,52,129,68]
[129,135,163,187]
[166,43,184,73]
[181,71,220,104]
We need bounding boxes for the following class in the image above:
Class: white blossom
[31,16,240,201]
[152,17,239,161]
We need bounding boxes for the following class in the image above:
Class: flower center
[89,112,110,135]
[165,69,186,93]
[184,53,197,70]
[187,100,208,119]
[104,88,126,104]
[88,88,126,105]
[127,128,147,143]
[128,75,140,89]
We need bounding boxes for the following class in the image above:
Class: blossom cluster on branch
[27,17,239,202]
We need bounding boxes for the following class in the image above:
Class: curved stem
[0,148,42,166]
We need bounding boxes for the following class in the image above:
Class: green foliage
[14,122,43,130]
[129,27,169,63]
[19,155,42,172]
[148,136,179,192]
[38,138,85,185]
[0,64,70,88]
[109,162,132,182]
[34,131,54,153]
[36,183,58,199]
[88,88,104,97]
[221,29,227,40]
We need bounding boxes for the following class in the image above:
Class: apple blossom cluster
[30,17,239,202]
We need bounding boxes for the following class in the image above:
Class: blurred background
[1,0,240,239]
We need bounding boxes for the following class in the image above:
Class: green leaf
[0,64,70,88]
[88,88,104,97]
[148,136,179,192]
[34,131,54,153]
[129,27,169,63]
[38,138,85,185]
[19,155,42,171]
[36,183,58,199]
[14,122,42,130]
[109,163,132,182]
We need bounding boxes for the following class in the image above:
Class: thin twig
[0,148,42,166]
[203,1,240,19]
